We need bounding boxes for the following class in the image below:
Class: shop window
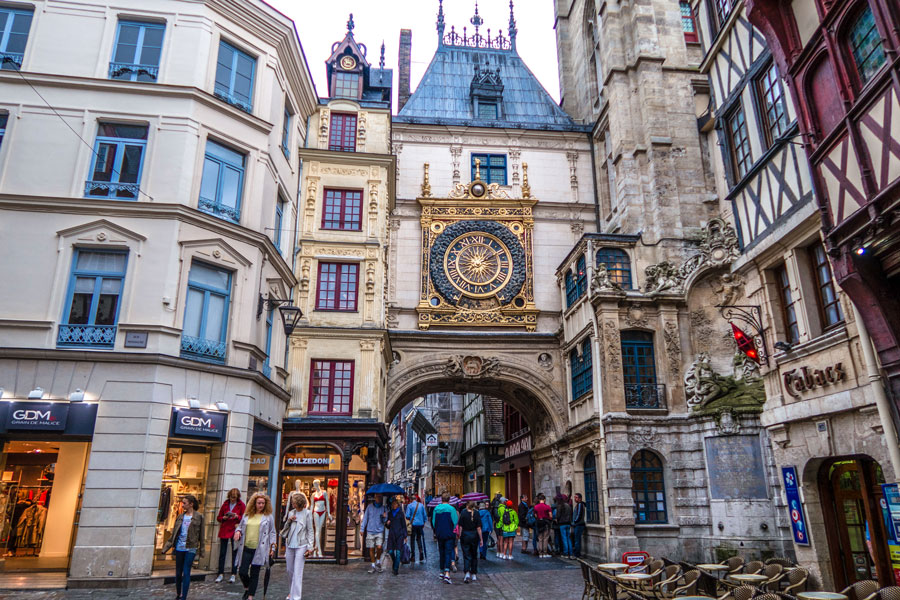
[333,71,360,99]
[774,264,800,345]
[583,451,600,523]
[596,247,632,289]
[58,249,128,348]
[308,360,354,415]
[631,449,667,524]
[273,195,285,254]
[156,445,210,565]
[199,139,245,223]
[214,40,255,112]
[322,188,362,231]
[680,1,698,43]
[809,242,844,329]
[756,62,790,146]
[725,103,753,182]
[315,262,359,311]
[622,331,662,409]
[570,339,592,400]
[180,261,232,363]
[471,153,507,185]
[281,103,291,158]
[109,20,164,82]
[85,122,148,200]
[0,7,33,70]
[847,5,887,88]
[328,113,357,152]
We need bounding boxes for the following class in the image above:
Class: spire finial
[470,1,483,32]
[509,0,518,50]
[474,157,482,181]
[437,0,445,43]
[422,163,432,198]
[347,13,355,33]
[379,41,385,69]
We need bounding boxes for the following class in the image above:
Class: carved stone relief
[628,426,660,446]
[663,321,681,378]
[624,304,649,328]
[603,321,622,385]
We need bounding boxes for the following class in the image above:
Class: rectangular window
[775,264,800,345]
[322,188,362,231]
[757,63,790,145]
[575,255,587,298]
[199,140,245,223]
[848,6,886,86]
[85,122,148,200]
[714,0,732,29]
[681,1,698,43]
[470,153,507,185]
[328,113,357,152]
[315,262,359,311]
[281,104,291,158]
[565,271,578,308]
[726,105,753,181]
[109,21,164,82]
[0,113,7,148]
[477,101,498,120]
[622,331,662,409]
[214,40,255,112]
[181,261,232,363]
[58,250,128,348]
[810,243,844,329]
[309,360,354,415]
[570,341,593,400]
[333,72,360,98]
[273,196,285,254]
[262,308,273,378]
[0,7,33,71]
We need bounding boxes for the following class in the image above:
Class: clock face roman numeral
[443,231,514,299]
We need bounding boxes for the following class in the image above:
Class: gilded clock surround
[417,160,537,330]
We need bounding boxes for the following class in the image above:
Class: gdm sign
[7,402,68,431]
[171,408,228,441]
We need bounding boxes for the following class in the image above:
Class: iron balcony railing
[624,383,667,410]
[108,62,159,81]
[213,89,252,114]
[57,324,117,348]
[180,335,226,363]
[1,52,24,70]
[198,197,240,223]
[85,181,140,199]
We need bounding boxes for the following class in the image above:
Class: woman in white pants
[281,492,314,600]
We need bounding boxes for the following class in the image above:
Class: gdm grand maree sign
[6,401,69,431]
[171,408,228,441]
[782,363,846,399]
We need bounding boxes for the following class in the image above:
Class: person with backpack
[405,495,426,563]
[492,496,505,557]
[497,499,519,560]
[533,494,553,558]
[477,501,493,560]
[431,493,458,584]
[523,500,538,554]
[517,495,531,554]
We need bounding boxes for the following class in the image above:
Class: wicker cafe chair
[744,561,765,575]
[864,587,900,600]
[762,564,785,590]
[723,557,746,574]
[782,568,809,596]
[670,570,702,598]
[647,560,667,582]
[593,568,612,600]
[653,565,683,598]
[841,580,878,600]
[765,558,796,568]
[580,560,597,600]
[719,584,760,600]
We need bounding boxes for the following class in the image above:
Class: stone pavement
[1,537,583,600]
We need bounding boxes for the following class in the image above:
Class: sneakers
[368,563,377,574]
[472,574,477,582]
[464,573,470,584]
[215,575,223,583]
[377,564,384,573]
[441,573,452,584]
[229,575,235,584]
[451,563,458,572]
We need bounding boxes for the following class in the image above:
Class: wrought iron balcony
[85,181,140,199]
[57,324,117,348]
[213,89,252,114]
[180,335,226,363]
[198,197,240,223]
[624,383,667,410]
[108,62,159,81]
[1,52,24,70]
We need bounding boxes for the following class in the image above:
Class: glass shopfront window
[154,444,210,566]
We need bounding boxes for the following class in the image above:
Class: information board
[705,435,768,500]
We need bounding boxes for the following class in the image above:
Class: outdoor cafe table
[618,573,654,583]
[797,593,848,600]
[697,564,730,578]
[598,563,631,573]
[729,574,769,585]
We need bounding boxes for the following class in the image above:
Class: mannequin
[311,479,332,557]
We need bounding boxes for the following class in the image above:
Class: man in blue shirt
[431,493,458,584]
[478,501,494,560]
[361,494,386,573]
[405,495,427,563]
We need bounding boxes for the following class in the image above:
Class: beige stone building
[0,0,316,585]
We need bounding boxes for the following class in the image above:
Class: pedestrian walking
[361,493,387,573]
[493,496,505,556]
[405,495,426,563]
[234,493,277,600]
[572,493,587,559]
[477,501,493,560]
[497,499,519,559]
[162,494,204,600]
[281,492,314,600]
[432,493,458,584]
[214,488,245,584]
[556,494,573,558]
[384,496,408,575]
[458,501,482,583]
[517,495,531,554]
[533,494,553,558]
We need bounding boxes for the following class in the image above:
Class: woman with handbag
[161,494,204,600]
[384,496,408,576]
[234,493,277,600]
[281,492,314,600]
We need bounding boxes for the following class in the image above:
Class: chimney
[398,29,412,111]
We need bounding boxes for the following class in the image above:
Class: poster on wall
[880,483,900,585]
[782,466,810,546]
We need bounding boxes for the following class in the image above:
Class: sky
[265,0,562,108]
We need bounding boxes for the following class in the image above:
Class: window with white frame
[181,261,232,363]
[199,140,245,223]
[109,21,164,82]
[0,7,33,71]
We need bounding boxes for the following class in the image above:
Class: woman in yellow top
[234,493,277,600]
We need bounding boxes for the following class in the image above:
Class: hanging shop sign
[171,408,228,441]
[250,454,271,472]
[504,435,532,459]
[782,466,810,545]
[424,433,438,447]
[5,401,68,431]
[782,363,846,399]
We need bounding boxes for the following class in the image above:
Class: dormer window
[334,71,360,99]
[470,65,503,120]
[477,101,498,120]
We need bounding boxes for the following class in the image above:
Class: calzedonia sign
[7,402,68,431]
[171,408,228,441]
[782,363,846,399]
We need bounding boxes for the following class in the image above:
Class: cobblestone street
[1,537,582,600]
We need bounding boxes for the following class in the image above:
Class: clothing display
[154,446,209,563]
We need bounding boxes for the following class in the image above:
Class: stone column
[358,340,377,418]
[288,338,308,417]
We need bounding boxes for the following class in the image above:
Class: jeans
[173,549,196,599]
[388,549,402,574]
[217,537,238,575]
[438,537,456,572]
[461,532,479,574]
[285,546,307,600]
[238,547,261,596]
[410,525,426,560]
[559,524,572,556]
[572,524,585,557]
[480,529,492,558]
[531,527,538,553]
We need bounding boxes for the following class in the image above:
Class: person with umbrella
[361,493,387,573]
[405,495,427,563]
[281,491,314,600]
[384,496,408,575]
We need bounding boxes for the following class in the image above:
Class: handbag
[400,541,412,564]
[407,503,419,536]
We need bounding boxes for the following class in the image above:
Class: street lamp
[257,294,303,336]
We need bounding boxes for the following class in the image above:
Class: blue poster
[782,466,810,546]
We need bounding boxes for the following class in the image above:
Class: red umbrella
[460,492,489,503]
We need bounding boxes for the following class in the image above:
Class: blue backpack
[525,506,536,527]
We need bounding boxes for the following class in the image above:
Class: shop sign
[504,435,532,459]
[782,363,846,399]
[782,466,810,545]
[250,454,271,471]
[424,433,438,447]
[6,401,68,431]
[880,484,900,585]
[172,408,228,440]
[282,448,341,470]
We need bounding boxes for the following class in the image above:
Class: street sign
[425,433,438,447]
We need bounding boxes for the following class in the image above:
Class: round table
[730,574,769,584]
[798,593,848,600]
[618,573,653,582]
[698,564,730,577]
[597,562,631,573]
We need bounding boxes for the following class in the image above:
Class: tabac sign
[782,363,847,399]
[171,408,228,441]
[6,402,68,431]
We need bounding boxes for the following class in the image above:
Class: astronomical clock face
[444,232,513,298]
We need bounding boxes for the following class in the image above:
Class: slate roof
[396,44,588,132]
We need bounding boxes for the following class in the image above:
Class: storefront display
[154,444,210,566]
[248,454,271,498]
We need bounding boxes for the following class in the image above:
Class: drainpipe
[585,237,612,560]
[271,429,282,506]
[853,304,900,481]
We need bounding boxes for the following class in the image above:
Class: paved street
[1,536,582,600]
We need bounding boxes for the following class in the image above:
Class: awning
[409,409,437,439]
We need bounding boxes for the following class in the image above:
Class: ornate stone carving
[603,321,622,384]
[566,150,579,189]
[538,352,553,370]
[421,163,432,198]
[714,272,745,306]
[592,262,623,293]
[698,217,741,267]
[716,409,741,435]
[664,321,681,377]
[321,167,370,176]
[624,304,649,328]
[386,310,399,329]
[356,111,367,150]
[684,352,735,408]
[644,261,684,295]
[628,426,660,446]
[318,109,329,147]
[734,351,761,381]
[449,146,462,184]
[442,355,501,379]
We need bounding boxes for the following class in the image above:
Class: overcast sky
[265,0,562,108]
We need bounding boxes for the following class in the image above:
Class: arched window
[631,450,667,523]
[570,338,592,399]
[583,452,600,523]
[596,248,632,289]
